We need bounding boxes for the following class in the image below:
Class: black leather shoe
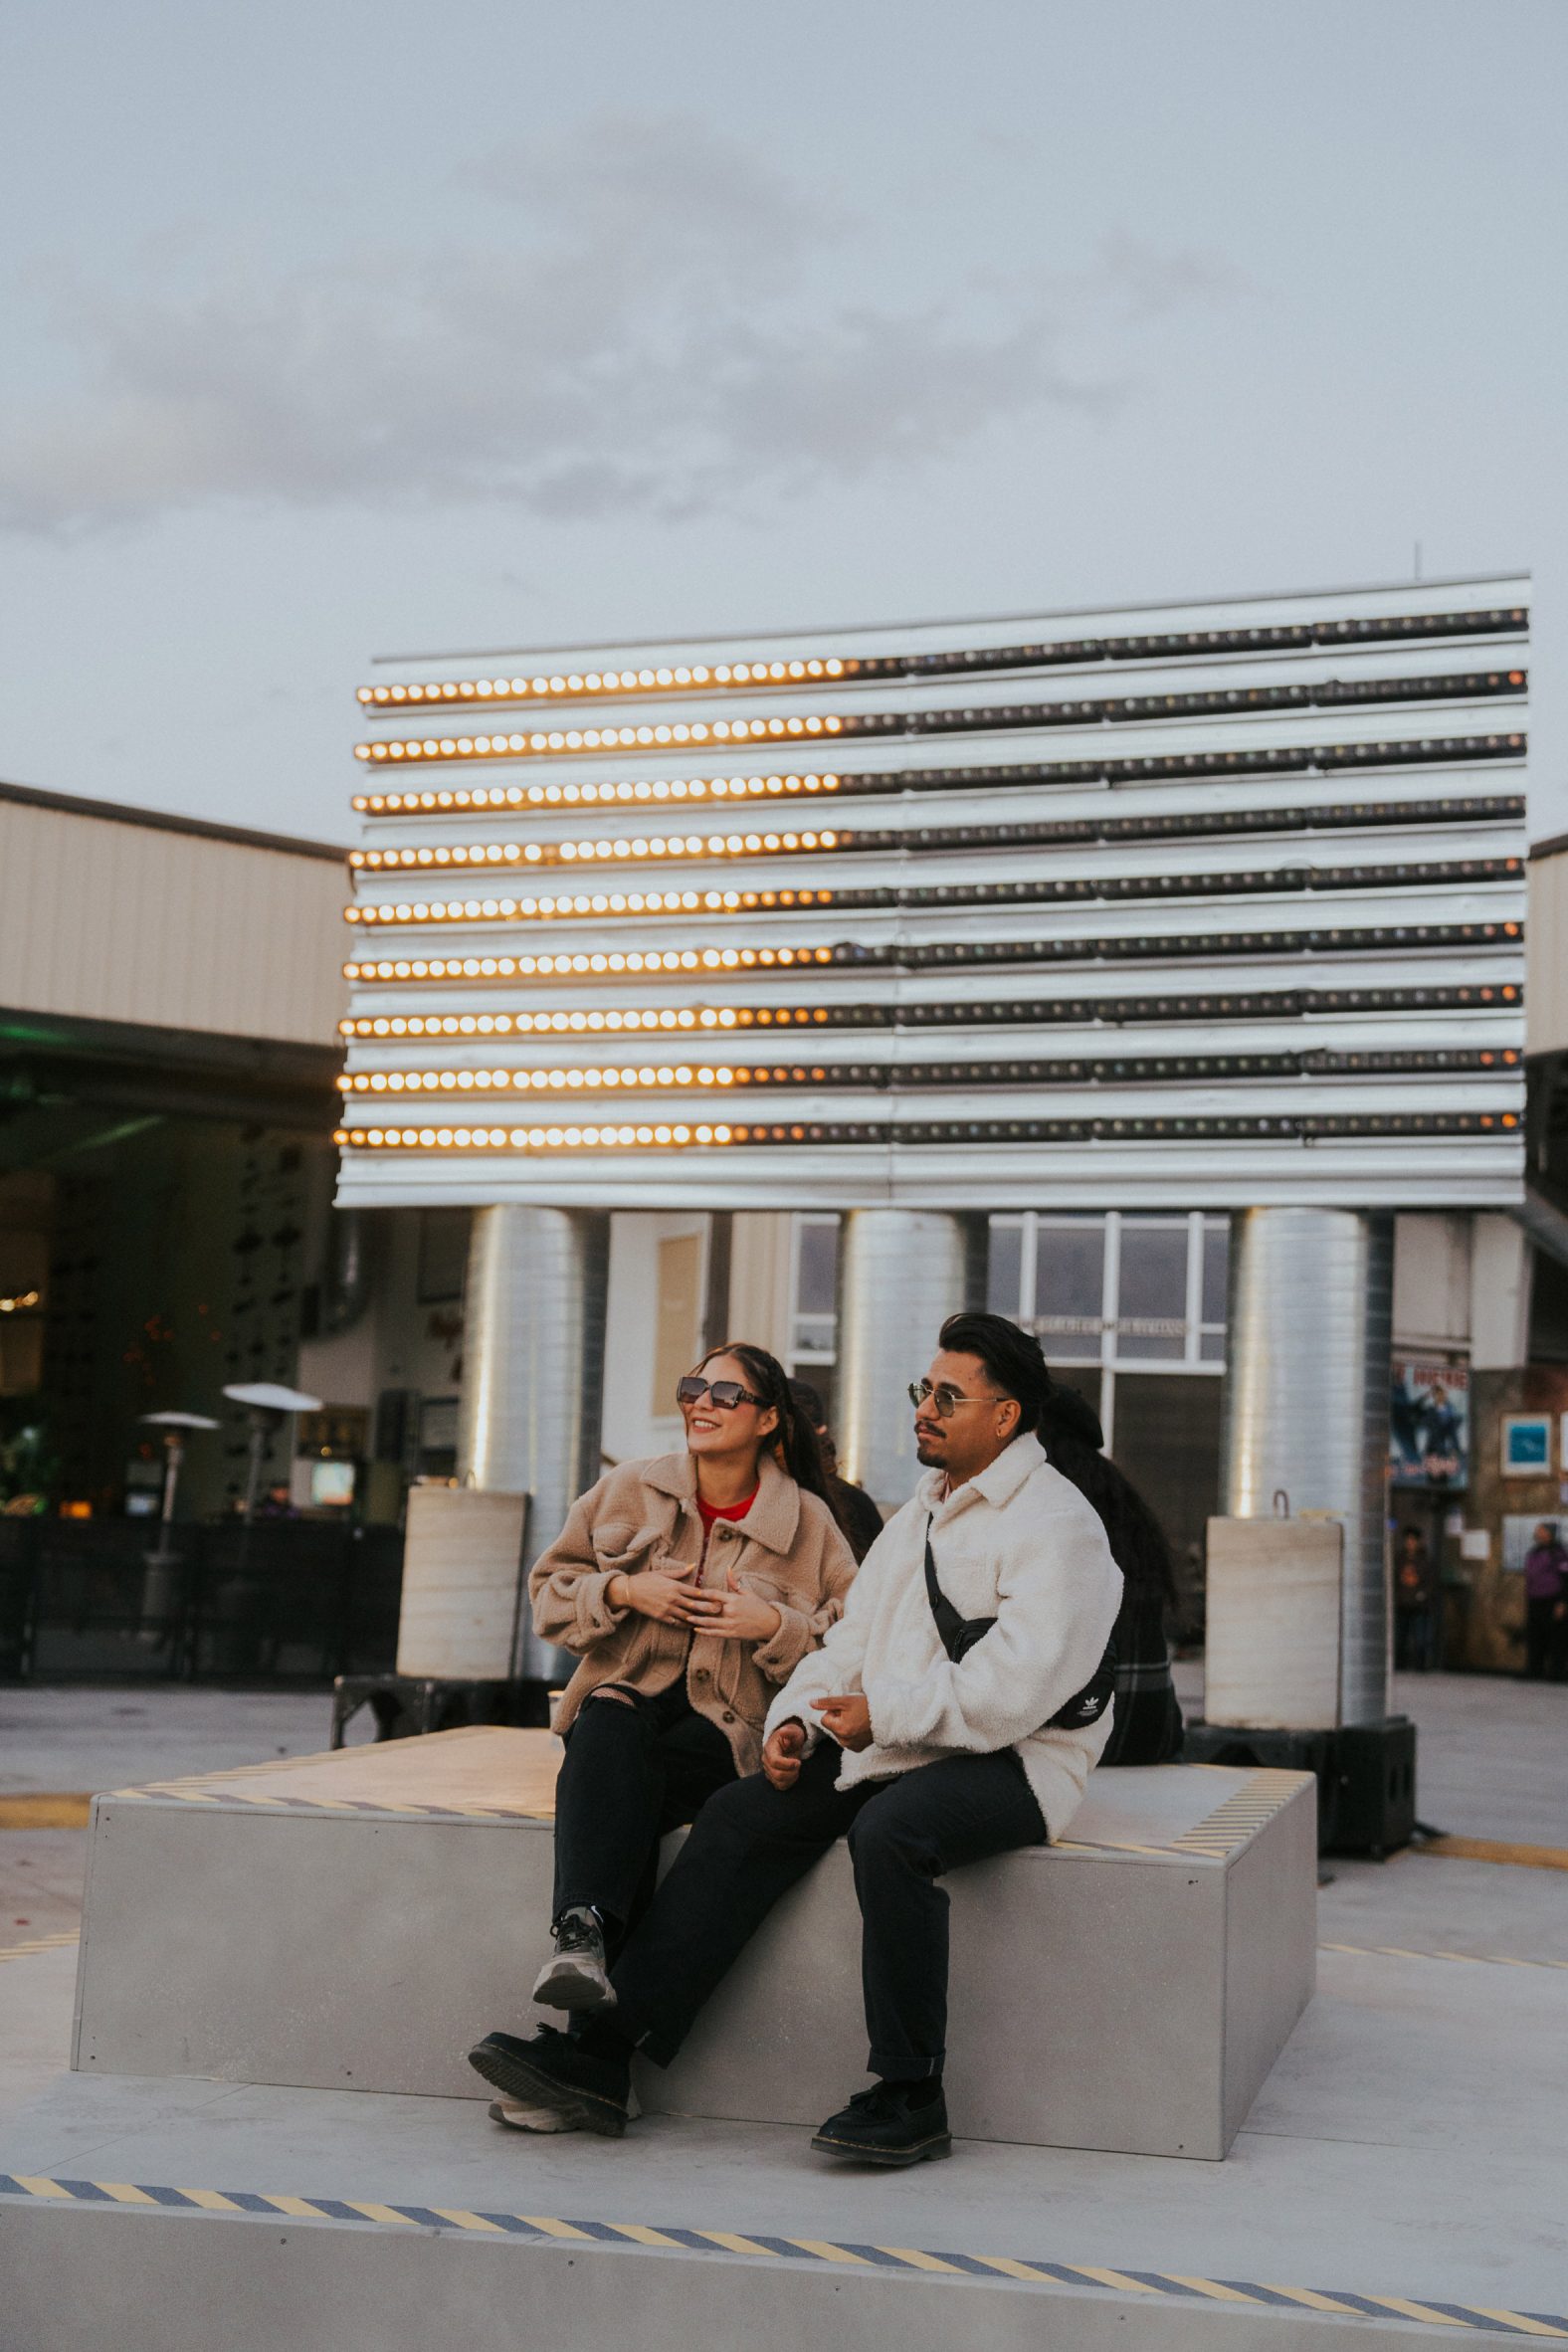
[810,2080,952,2166]
[467,2025,632,2138]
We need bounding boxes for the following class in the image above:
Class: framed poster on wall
[1501,1416,1552,1476]
[1389,1362,1468,1489]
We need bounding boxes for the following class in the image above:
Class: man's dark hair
[937,1311,1056,1434]
[938,1310,1174,1601]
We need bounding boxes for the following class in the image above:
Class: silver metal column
[838,1210,982,1510]
[1220,1207,1393,1725]
[457,1205,609,1679]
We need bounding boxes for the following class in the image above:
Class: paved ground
[1,1671,1565,2342]
[0,1686,352,1939]
[0,1684,348,1796]
[1173,1661,1568,1846]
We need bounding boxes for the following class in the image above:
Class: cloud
[0,115,1232,536]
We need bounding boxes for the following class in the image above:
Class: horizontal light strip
[355,606,1526,713]
[344,857,1523,929]
[338,1045,1522,1098]
[349,796,1524,877]
[352,674,1526,768]
[340,918,1522,991]
[336,1108,1523,1153]
[350,824,842,873]
[337,979,1523,1040]
[350,733,1525,816]
[358,656,847,709]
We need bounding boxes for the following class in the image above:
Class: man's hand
[614,1562,707,1626]
[684,1566,783,1644]
[811,1692,873,1751]
[762,1719,808,1789]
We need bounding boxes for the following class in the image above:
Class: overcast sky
[2,0,1563,844]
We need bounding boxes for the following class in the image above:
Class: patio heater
[222,1382,323,1526]
[136,1409,220,1646]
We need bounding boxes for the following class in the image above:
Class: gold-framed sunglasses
[907,1378,1014,1419]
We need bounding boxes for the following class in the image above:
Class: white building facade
[333,575,1530,1700]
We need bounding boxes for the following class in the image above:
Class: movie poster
[1389,1362,1469,1490]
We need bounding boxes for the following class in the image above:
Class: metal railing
[0,1517,403,1684]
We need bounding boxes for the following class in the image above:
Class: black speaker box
[1182,1716,1416,1857]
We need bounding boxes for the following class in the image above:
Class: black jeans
[1525,1595,1568,1680]
[610,1741,1047,2080]
[551,1681,737,1947]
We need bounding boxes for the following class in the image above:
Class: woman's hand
[686,1568,783,1644]
[611,1562,708,1627]
[811,1692,873,1751]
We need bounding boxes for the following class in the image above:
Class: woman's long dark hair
[696,1340,836,1514]
[938,1311,1175,1601]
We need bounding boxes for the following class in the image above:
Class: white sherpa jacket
[763,1432,1123,1840]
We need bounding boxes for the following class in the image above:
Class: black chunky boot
[467,2024,634,2138]
[810,2078,952,2166]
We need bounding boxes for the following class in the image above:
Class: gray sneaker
[531,1905,616,2014]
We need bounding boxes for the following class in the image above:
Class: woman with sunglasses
[521,1341,858,2029]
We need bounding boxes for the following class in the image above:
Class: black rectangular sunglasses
[677,1374,767,1411]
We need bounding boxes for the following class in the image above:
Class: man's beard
[914,1436,945,1466]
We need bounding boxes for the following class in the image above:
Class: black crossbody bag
[922,1516,1117,1731]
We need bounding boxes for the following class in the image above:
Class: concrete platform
[69,1729,1317,2160]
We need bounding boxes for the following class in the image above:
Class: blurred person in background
[789,1377,884,1563]
[1394,1524,1440,1672]
[1033,1384,1184,1766]
[1523,1521,1568,1680]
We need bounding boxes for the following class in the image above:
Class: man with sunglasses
[471,1311,1122,2165]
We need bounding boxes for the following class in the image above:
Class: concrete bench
[72,1727,1316,2160]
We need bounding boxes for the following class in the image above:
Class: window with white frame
[987,1212,1228,1444]
[789,1213,841,1366]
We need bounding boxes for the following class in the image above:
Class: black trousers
[610,1741,1046,2080]
[551,1681,737,1946]
[1524,1595,1568,1680]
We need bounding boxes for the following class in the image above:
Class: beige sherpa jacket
[531,1449,858,1775]
[763,1432,1123,1840]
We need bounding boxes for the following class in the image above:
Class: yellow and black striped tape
[0,2173,1561,2335]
